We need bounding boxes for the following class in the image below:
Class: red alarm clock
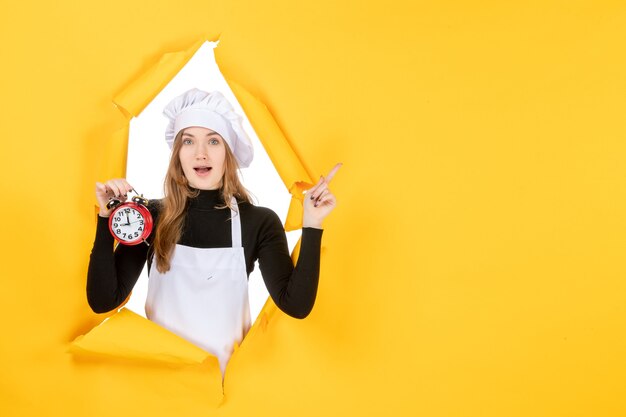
[106,194,153,245]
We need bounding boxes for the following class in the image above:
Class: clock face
[110,206,146,243]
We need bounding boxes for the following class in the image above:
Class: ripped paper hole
[74,38,317,402]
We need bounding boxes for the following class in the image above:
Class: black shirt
[86,188,323,319]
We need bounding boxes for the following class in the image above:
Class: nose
[194,143,209,160]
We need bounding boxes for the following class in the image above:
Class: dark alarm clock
[106,194,153,246]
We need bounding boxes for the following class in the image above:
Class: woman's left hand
[303,163,342,229]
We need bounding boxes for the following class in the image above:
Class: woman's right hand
[95,178,134,217]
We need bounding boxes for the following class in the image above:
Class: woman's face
[178,126,226,190]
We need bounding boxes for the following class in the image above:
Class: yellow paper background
[1,1,626,416]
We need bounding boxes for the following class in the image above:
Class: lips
[193,167,212,175]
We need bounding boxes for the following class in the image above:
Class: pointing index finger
[324,163,343,184]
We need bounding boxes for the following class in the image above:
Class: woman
[86,88,339,375]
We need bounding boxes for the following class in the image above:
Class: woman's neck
[188,187,224,209]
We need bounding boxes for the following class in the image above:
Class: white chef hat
[163,88,254,168]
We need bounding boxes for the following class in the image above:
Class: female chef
[86,88,339,375]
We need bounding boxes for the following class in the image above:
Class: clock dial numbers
[108,198,153,246]
[112,207,144,242]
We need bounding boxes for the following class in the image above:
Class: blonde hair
[152,130,253,273]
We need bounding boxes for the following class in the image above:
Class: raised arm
[257,163,340,318]
[86,178,152,313]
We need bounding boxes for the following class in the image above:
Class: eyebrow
[181,132,221,138]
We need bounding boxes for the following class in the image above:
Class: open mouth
[194,167,212,174]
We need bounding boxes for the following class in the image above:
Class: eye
[182,138,193,145]
[209,138,220,145]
